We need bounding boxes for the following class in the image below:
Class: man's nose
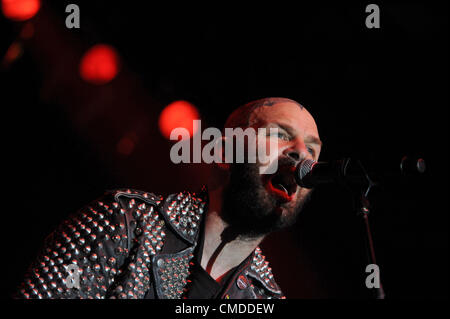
[285,149,301,162]
[283,139,310,163]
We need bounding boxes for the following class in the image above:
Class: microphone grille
[298,159,316,180]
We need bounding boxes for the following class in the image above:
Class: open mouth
[266,166,298,202]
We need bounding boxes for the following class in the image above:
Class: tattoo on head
[224,97,305,130]
[248,97,304,110]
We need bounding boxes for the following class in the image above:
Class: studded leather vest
[17,188,285,299]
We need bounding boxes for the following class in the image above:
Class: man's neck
[200,188,264,280]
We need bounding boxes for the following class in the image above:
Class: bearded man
[17,97,322,299]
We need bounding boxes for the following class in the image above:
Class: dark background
[2,2,448,299]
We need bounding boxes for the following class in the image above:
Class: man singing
[17,97,322,299]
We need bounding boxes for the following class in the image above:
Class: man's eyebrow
[266,122,296,136]
[304,135,323,147]
[268,122,322,147]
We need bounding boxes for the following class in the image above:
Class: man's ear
[215,136,230,170]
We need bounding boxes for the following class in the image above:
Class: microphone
[295,159,349,189]
[295,157,426,189]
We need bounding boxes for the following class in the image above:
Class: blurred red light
[19,21,35,39]
[159,101,200,140]
[1,0,40,21]
[2,42,22,67]
[79,44,120,85]
[116,136,135,156]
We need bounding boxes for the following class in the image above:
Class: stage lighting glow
[1,0,40,21]
[79,44,120,85]
[2,42,22,67]
[117,136,135,156]
[19,21,35,39]
[159,100,200,140]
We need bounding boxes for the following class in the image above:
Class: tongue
[275,183,289,195]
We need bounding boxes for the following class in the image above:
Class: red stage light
[1,0,40,21]
[159,100,200,140]
[79,44,120,85]
[116,136,135,156]
[19,21,35,39]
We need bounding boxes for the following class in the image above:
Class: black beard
[220,157,312,240]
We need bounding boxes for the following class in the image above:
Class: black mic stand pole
[357,195,386,299]
[344,159,386,299]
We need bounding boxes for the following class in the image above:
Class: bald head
[224,97,321,161]
[224,97,305,130]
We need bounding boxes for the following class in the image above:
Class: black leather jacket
[17,188,284,299]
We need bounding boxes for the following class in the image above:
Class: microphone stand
[301,156,425,299]
[344,159,386,299]
[357,195,386,299]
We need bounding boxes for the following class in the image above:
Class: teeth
[276,184,288,194]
